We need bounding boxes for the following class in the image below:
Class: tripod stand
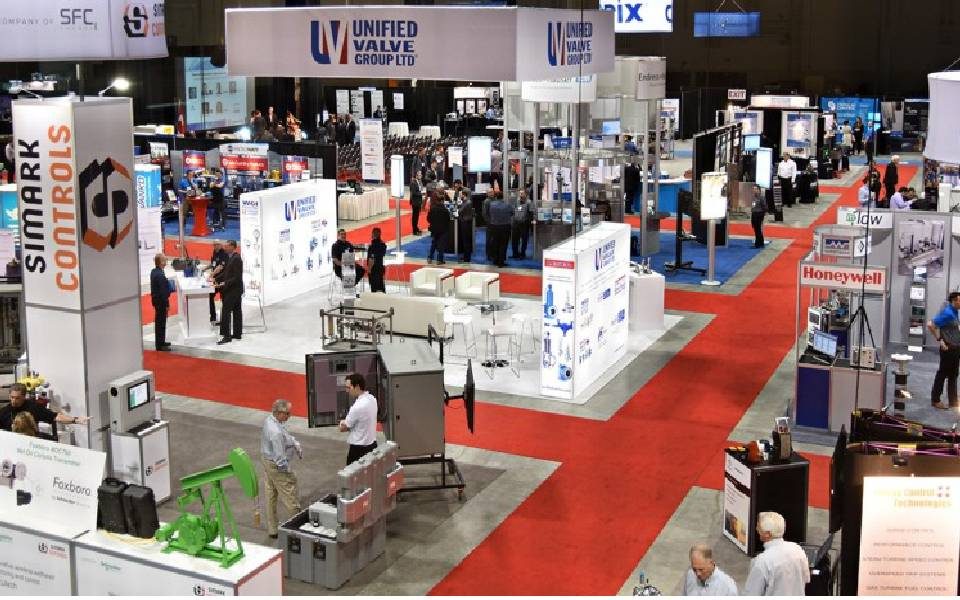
[844,304,877,357]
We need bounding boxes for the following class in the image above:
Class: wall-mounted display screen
[744,134,760,152]
[182,56,254,132]
[601,120,621,135]
[693,12,760,37]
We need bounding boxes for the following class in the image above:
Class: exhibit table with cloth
[388,122,409,137]
[419,125,442,139]
[337,187,390,221]
[176,274,216,341]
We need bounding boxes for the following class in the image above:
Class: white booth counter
[176,274,216,341]
[0,519,84,595]
[73,528,283,596]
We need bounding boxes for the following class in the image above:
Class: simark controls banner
[0,0,167,61]
[225,7,614,82]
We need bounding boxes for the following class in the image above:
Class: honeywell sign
[799,263,887,292]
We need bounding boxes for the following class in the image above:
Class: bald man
[680,543,738,596]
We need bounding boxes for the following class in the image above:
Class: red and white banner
[219,142,269,173]
[799,263,887,292]
[182,149,206,170]
[282,155,309,182]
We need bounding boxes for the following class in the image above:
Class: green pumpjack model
[155,448,259,568]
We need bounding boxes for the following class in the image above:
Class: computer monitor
[813,330,839,359]
[601,120,621,135]
[128,380,151,410]
[743,134,760,152]
[106,370,156,433]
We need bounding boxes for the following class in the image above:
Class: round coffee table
[468,299,513,325]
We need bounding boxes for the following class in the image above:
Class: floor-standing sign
[13,97,143,451]
[135,164,163,283]
[360,119,385,181]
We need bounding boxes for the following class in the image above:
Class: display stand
[628,267,665,331]
[73,528,283,595]
[176,275,216,341]
[109,420,172,503]
[0,519,83,595]
[722,450,809,556]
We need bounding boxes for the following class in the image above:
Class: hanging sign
[521,76,597,103]
[282,155,310,183]
[634,57,666,100]
[728,88,747,101]
[182,149,206,170]
[225,7,615,82]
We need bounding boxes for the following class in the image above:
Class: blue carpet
[162,209,240,240]
[644,232,762,285]
[401,228,541,269]
[401,228,761,285]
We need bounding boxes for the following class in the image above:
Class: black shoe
[268,533,278,539]
[156,346,171,352]
[233,335,242,340]
[213,321,220,326]
[752,244,764,249]
[217,337,231,345]
[438,261,446,265]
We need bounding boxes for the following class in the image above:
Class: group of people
[250,106,303,142]
[259,372,379,538]
[330,227,388,294]
[323,113,358,146]
[679,512,810,596]
[178,169,227,231]
[857,155,927,210]
[0,383,91,439]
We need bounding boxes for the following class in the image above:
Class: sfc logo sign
[79,157,133,252]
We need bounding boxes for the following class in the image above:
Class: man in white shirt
[679,543,738,596]
[743,512,810,596]
[777,154,797,207]
[339,373,380,465]
[858,179,873,209]
[890,186,913,210]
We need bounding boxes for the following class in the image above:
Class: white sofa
[410,267,455,297]
[455,272,501,302]
[354,293,460,337]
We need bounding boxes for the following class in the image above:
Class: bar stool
[482,323,519,379]
[510,313,539,361]
[444,312,477,361]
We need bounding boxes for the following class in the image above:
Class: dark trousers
[219,293,242,339]
[511,222,530,258]
[429,231,447,263]
[884,182,897,204]
[411,202,422,234]
[212,202,225,228]
[751,212,765,247]
[209,291,218,321]
[459,221,473,262]
[488,224,509,266]
[346,441,377,466]
[369,263,385,293]
[932,346,960,405]
[153,303,168,349]
[779,177,794,206]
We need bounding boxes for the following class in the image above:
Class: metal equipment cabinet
[378,341,446,459]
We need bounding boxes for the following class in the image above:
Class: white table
[337,187,390,221]
[419,125,441,139]
[629,271,666,331]
[388,121,409,137]
[73,528,283,595]
[0,519,84,595]
[176,275,216,341]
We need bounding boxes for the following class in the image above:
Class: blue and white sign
[226,6,615,82]
[599,0,673,33]
[134,164,162,208]
[820,97,879,135]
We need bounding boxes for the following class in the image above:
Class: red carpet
[144,167,915,595]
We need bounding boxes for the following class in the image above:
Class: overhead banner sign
[360,119,385,181]
[0,0,167,61]
[522,76,597,103]
[0,430,106,533]
[600,0,673,33]
[225,6,615,82]
[634,57,666,100]
[858,476,960,596]
[799,262,887,292]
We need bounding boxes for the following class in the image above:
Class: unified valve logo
[310,19,418,67]
[284,195,317,221]
[547,21,593,67]
[122,3,148,37]
[78,157,134,252]
[594,239,616,271]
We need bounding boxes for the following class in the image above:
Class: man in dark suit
[150,254,173,351]
[215,240,243,344]
[204,241,229,323]
[409,171,424,235]
[344,114,357,144]
[624,161,640,214]
[884,155,900,206]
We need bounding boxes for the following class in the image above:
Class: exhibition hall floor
[140,157,933,595]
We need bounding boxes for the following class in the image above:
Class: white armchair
[410,267,455,297]
[455,272,501,301]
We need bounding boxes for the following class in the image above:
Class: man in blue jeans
[927,291,960,409]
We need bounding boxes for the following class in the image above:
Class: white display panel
[360,119,385,181]
[700,171,728,220]
[781,111,817,158]
[600,0,673,33]
[183,57,253,132]
[755,147,773,189]
[137,206,163,284]
[239,180,337,306]
[541,223,630,399]
[468,137,493,173]
[858,476,960,596]
[730,109,763,135]
[335,90,350,115]
[0,521,76,596]
[0,431,106,533]
[634,57,666,100]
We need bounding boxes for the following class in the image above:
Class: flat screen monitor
[601,120,621,135]
[693,12,761,37]
[755,147,772,189]
[743,134,760,152]
[128,380,151,410]
[467,136,492,173]
[813,330,838,358]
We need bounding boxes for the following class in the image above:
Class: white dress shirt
[743,538,810,596]
[344,391,378,446]
[777,159,797,181]
[890,191,911,210]
[680,566,738,596]
[858,185,872,207]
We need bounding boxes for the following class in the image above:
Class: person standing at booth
[511,191,534,259]
[927,292,960,410]
[150,253,173,351]
[0,383,90,438]
[487,192,513,268]
[852,116,865,155]
[260,399,302,539]
[216,240,244,345]
[751,185,767,249]
[427,192,450,265]
[743,512,810,596]
[777,153,797,207]
[409,171,424,235]
[458,195,475,263]
[331,228,366,282]
[884,155,900,206]
[339,373,379,466]
[205,242,229,323]
[367,228,387,293]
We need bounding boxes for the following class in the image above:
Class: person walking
[150,254,173,351]
[216,240,244,344]
[409,171,424,235]
[511,191,534,259]
[339,373,379,465]
[679,543,738,596]
[261,399,302,539]
[427,192,450,265]
[927,292,960,410]
[751,185,766,249]
[743,512,810,596]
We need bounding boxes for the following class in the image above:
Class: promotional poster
[135,165,163,283]
[731,110,763,136]
[360,119,385,181]
[782,111,817,157]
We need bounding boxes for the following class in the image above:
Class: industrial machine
[155,448,259,568]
